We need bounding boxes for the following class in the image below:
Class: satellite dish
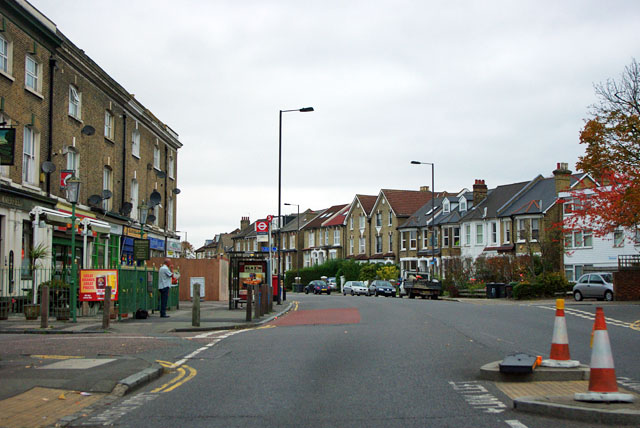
[121,202,133,216]
[81,125,95,136]
[101,190,112,200]
[88,195,102,207]
[155,170,166,179]
[147,214,156,223]
[172,188,181,194]
[41,161,56,173]
[149,190,161,206]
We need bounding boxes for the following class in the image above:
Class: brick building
[0,0,182,292]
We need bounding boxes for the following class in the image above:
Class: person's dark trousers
[159,287,169,317]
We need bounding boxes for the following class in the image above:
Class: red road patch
[270,308,360,327]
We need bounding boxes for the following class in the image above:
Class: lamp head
[65,176,81,204]
[139,200,149,224]
[299,107,314,112]
[410,161,421,165]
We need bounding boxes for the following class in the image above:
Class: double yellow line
[630,320,640,331]
[152,360,197,393]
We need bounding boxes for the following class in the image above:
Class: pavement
[0,295,639,427]
[0,298,293,428]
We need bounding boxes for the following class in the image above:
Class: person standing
[158,258,173,318]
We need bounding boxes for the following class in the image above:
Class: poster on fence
[79,269,119,301]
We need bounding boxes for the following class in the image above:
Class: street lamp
[278,107,314,304]
[411,161,435,280]
[284,202,300,288]
[65,176,81,322]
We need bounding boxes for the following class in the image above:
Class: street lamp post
[284,202,300,288]
[278,107,313,305]
[65,176,81,322]
[411,161,435,279]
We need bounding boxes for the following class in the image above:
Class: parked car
[327,277,337,291]
[573,273,614,301]
[343,281,369,296]
[369,280,396,297]
[305,280,331,295]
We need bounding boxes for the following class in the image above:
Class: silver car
[343,281,369,296]
[573,272,614,301]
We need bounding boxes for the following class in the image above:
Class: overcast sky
[31,0,640,248]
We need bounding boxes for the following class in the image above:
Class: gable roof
[461,181,529,221]
[304,204,348,229]
[397,196,447,229]
[380,189,433,217]
[281,209,321,232]
[323,204,349,227]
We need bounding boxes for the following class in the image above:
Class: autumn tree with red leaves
[568,58,640,236]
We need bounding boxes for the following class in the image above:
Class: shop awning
[81,217,111,234]
[30,206,72,225]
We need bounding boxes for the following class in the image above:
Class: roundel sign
[256,221,269,233]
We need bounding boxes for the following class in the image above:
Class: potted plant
[24,243,49,320]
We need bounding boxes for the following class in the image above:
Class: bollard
[40,285,49,329]
[254,284,261,318]
[262,283,267,316]
[102,286,111,329]
[246,283,252,322]
[192,284,201,327]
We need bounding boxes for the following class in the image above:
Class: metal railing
[618,255,640,270]
[0,266,179,320]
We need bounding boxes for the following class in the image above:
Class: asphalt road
[73,295,640,428]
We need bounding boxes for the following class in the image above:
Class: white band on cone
[590,330,615,369]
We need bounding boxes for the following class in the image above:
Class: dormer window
[460,198,467,212]
[443,199,450,213]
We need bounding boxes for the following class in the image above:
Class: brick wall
[613,270,640,301]
[150,257,229,302]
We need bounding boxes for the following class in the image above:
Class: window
[409,231,417,249]
[359,215,365,230]
[431,228,438,247]
[401,232,407,250]
[130,179,138,220]
[25,55,39,92]
[376,235,382,253]
[0,35,10,74]
[132,129,140,158]
[565,230,593,248]
[389,232,393,252]
[168,151,175,178]
[465,224,471,245]
[443,228,450,247]
[359,237,365,253]
[475,224,483,245]
[325,230,329,245]
[563,199,574,215]
[423,229,429,248]
[102,167,112,211]
[503,220,511,243]
[376,212,382,227]
[66,146,79,174]
[167,197,174,230]
[490,222,497,245]
[350,216,353,230]
[460,198,467,212]
[334,229,340,245]
[309,231,315,247]
[68,85,81,119]
[443,199,450,213]
[388,211,393,226]
[531,218,540,241]
[21,220,33,279]
[614,230,624,248]
[290,234,295,249]
[349,237,354,255]
[22,126,37,184]
[453,227,460,247]
[153,146,160,169]
[517,219,526,241]
[104,111,114,140]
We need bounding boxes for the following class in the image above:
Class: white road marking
[505,420,529,428]
[537,306,631,328]
[449,381,506,414]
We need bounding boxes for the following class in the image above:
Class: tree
[376,265,399,281]
[572,58,640,235]
[181,241,195,258]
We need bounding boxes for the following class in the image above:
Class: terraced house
[301,204,347,267]
[344,194,377,260]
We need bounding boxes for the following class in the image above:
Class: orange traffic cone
[575,307,634,402]
[541,299,580,368]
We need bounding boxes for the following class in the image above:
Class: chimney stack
[420,185,430,192]
[553,162,572,194]
[240,216,250,230]
[472,179,488,206]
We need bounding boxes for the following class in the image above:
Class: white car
[327,277,337,291]
[573,272,614,301]
[343,280,369,296]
